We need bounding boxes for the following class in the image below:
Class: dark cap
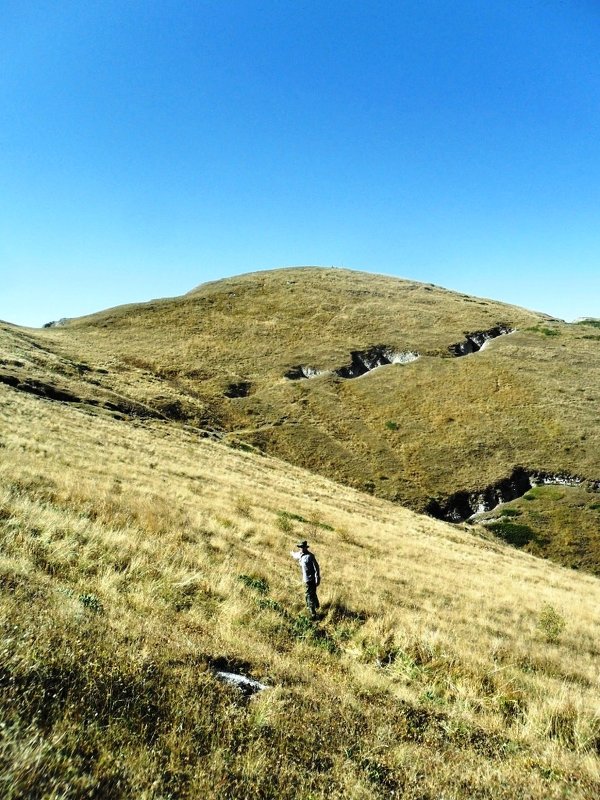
[296,540,309,548]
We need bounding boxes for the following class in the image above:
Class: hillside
[5,266,599,574]
[1,334,599,799]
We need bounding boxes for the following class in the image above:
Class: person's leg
[305,581,318,618]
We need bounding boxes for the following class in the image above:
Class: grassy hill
[1,340,599,798]
[5,266,599,574]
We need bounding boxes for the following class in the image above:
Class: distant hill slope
[2,267,599,573]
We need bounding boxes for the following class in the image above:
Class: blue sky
[2,0,599,326]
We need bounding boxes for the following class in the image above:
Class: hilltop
[5,267,599,574]
[1,323,599,798]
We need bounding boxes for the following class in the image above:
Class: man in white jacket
[291,540,321,619]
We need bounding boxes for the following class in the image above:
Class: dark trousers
[305,580,320,616]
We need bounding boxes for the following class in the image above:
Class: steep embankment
[6,267,600,574]
[1,347,599,799]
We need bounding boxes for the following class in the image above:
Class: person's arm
[313,556,320,586]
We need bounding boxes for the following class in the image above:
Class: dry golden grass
[10,267,599,573]
[1,367,599,798]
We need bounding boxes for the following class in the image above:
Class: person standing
[291,540,321,619]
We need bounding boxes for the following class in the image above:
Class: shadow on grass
[487,520,540,547]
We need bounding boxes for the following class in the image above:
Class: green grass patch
[525,326,560,337]
[488,521,536,547]
[78,593,103,613]
[256,596,286,614]
[238,574,269,594]
[498,507,521,517]
[290,614,339,653]
[523,486,564,502]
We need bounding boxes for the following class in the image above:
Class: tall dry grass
[0,382,599,798]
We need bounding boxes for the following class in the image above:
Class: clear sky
[2,0,600,327]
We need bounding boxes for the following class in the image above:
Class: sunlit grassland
[1,382,599,798]
[23,267,600,574]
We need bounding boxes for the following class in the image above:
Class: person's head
[296,540,309,552]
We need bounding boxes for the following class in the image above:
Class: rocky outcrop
[285,324,514,381]
[43,318,70,328]
[426,468,597,523]
[285,365,328,380]
[448,325,514,356]
[286,347,419,381]
[334,347,419,379]
[214,670,269,696]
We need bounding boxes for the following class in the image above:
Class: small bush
[537,604,566,644]
[276,512,294,534]
[385,420,399,431]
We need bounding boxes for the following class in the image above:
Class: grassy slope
[14,267,600,574]
[1,363,600,799]
[477,485,600,575]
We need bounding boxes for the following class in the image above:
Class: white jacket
[291,551,320,584]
